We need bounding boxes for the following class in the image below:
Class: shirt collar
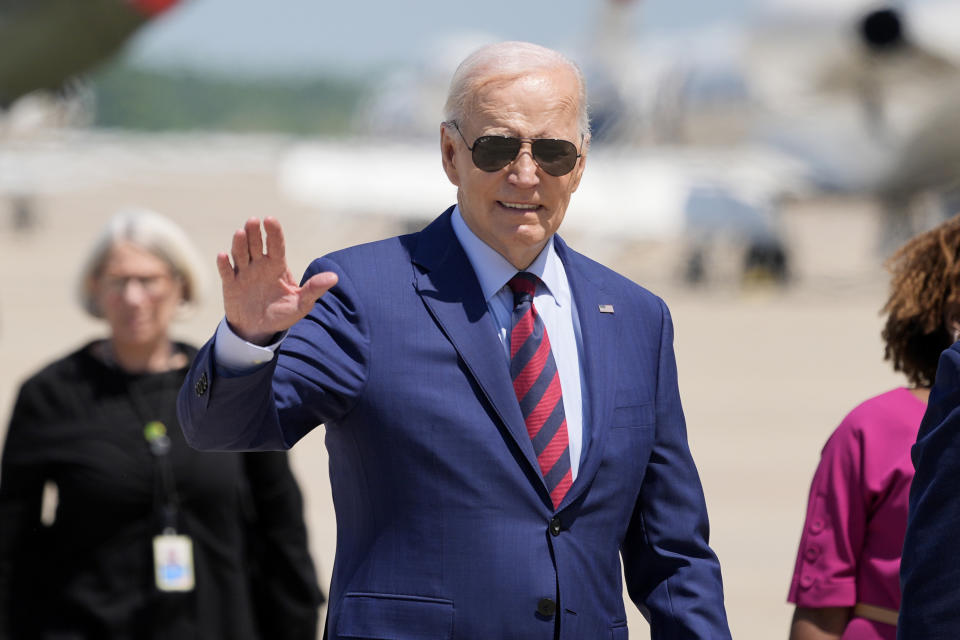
[451,205,568,308]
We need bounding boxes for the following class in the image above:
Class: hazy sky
[126,0,758,74]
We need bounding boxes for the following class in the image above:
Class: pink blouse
[788,387,926,640]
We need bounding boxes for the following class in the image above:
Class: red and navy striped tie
[508,272,572,509]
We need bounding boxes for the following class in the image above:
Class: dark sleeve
[241,451,324,640]
[899,343,960,640]
[620,299,731,639]
[0,381,49,639]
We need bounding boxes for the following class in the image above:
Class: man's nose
[508,142,540,186]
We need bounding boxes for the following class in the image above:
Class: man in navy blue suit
[900,339,960,639]
[178,41,730,639]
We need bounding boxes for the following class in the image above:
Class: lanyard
[127,379,180,533]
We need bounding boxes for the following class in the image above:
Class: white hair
[443,41,591,138]
[77,208,207,318]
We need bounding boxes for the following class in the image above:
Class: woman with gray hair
[0,209,324,639]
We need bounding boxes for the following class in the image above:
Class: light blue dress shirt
[450,207,586,479]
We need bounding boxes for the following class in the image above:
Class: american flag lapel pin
[598,304,614,314]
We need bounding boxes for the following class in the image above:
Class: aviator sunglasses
[446,121,582,177]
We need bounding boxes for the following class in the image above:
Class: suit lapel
[554,237,617,510]
[411,210,543,481]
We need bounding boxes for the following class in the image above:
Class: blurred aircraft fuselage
[0,0,179,107]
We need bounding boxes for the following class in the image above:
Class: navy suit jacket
[900,342,960,639]
[178,209,729,639]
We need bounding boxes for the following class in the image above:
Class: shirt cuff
[214,317,285,373]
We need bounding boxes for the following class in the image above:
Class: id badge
[153,533,195,592]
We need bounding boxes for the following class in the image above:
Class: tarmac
[0,131,908,639]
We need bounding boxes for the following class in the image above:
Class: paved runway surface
[0,132,908,638]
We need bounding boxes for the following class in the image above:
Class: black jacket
[0,342,324,640]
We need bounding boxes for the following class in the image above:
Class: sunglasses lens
[532,139,578,176]
[472,136,522,172]
[467,133,579,176]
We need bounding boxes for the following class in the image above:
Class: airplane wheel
[742,242,789,286]
[684,248,707,285]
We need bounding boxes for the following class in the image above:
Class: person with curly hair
[786,213,960,640]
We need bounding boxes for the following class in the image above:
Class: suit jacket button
[195,372,208,396]
[537,597,557,617]
[549,516,561,536]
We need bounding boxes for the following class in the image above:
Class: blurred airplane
[583,0,960,252]
[747,0,960,252]
[283,0,960,285]
[0,0,181,107]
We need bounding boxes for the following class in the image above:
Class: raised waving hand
[217,217,337,345]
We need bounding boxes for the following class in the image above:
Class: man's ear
[567,135,589,193]
[440,125,461,187]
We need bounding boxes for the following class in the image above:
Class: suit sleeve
[899,343,960,640]
[241,451,324,640]
[620,298,731,639]
[178,256,370,451]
